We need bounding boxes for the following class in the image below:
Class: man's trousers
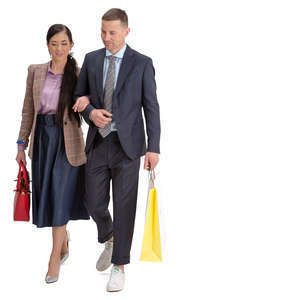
[85,132,141,265]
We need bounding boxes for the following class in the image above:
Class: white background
[0,0,300,299]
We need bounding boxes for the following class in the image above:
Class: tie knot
[108,55,117,63]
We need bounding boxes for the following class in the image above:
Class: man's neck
[108,43,125,55]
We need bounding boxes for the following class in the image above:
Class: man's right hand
[90,109,112,128]
[16,150,26,165]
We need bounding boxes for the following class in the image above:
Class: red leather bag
[13,161,30,221]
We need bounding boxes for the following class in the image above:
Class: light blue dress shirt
[103,43,127,131]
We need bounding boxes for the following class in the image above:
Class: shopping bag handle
[148,170,155,189]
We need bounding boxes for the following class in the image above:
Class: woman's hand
[72,96,90,112]
[16,150,26,165]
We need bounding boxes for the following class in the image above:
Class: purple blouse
[38,62,63,114]
[18,62,63,151]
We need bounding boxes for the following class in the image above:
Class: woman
[16,24,89,283]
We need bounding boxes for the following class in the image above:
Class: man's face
[101,20,130,54]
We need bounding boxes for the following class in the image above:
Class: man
[74,8,161,292]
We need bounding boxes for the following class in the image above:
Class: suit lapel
[114,46,136,95]
[95,50,105,105]
[34,63,48,109]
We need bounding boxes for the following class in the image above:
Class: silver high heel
[45,274,59,284]
[60,230,70,265]
[45,231,70,284]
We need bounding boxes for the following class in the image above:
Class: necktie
[98,55,117,138]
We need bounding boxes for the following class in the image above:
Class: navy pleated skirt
[31,114,89,228]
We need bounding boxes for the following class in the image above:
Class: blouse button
[64,121,67,125]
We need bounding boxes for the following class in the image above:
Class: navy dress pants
[85,132,140,265]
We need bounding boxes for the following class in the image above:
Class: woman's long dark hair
[46,24,81,127]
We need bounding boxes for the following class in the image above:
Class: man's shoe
[106,266,125,292]
[96,241,113,272]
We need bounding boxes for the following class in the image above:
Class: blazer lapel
[95,50,105,105]
[114,46,136,96]
[34,63,48,109]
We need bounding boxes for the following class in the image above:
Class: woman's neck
[51,59,67,74]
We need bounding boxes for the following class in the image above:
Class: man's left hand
[144,152,159,170]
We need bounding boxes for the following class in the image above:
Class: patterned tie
[98,55,117,138]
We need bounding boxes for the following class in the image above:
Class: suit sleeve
[17,65,34,144]
[74,55,95,126]
[142,58,161,153]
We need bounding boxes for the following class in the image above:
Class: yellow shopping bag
[140,170,162,262]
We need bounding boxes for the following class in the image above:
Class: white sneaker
[106,266,125,292]
[96,241,113,272]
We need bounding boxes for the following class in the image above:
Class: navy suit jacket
[74,45,161,160]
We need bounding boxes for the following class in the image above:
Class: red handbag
[13,161,30,221]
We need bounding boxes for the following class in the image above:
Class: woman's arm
[72,96,90,112]
[16,65,35,164]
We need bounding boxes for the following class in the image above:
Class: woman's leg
[61,226,69,255]
[47,225,68,277]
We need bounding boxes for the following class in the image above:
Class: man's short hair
[102,8,128,28]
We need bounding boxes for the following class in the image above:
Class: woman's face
[47,31,73,62]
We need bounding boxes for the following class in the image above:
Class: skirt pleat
[31,114,89,227]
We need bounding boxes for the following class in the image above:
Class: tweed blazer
[17,62,87,167]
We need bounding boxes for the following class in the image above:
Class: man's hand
[72,96,90,112]
[90,109,112,128]
[144,152,159,170]
[16,150,26,165]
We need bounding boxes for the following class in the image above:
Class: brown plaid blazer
[17,62,87,167]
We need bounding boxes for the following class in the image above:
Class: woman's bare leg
[46,225,68,277]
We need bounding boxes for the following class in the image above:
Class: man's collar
[105,43,127,59]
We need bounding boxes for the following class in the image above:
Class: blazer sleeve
[17,65,35,143]
[142,58,161,153]
[74,55,95,126]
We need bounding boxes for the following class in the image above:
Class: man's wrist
[146,148,160,154]
[89,109,95,121]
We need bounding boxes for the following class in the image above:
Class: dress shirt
[91,43,127,131]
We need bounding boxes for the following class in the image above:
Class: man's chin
[105,44,113,50]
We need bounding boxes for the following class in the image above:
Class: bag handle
[15,162,24,191]
[148,169,155,189]
[18,161,30,191]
